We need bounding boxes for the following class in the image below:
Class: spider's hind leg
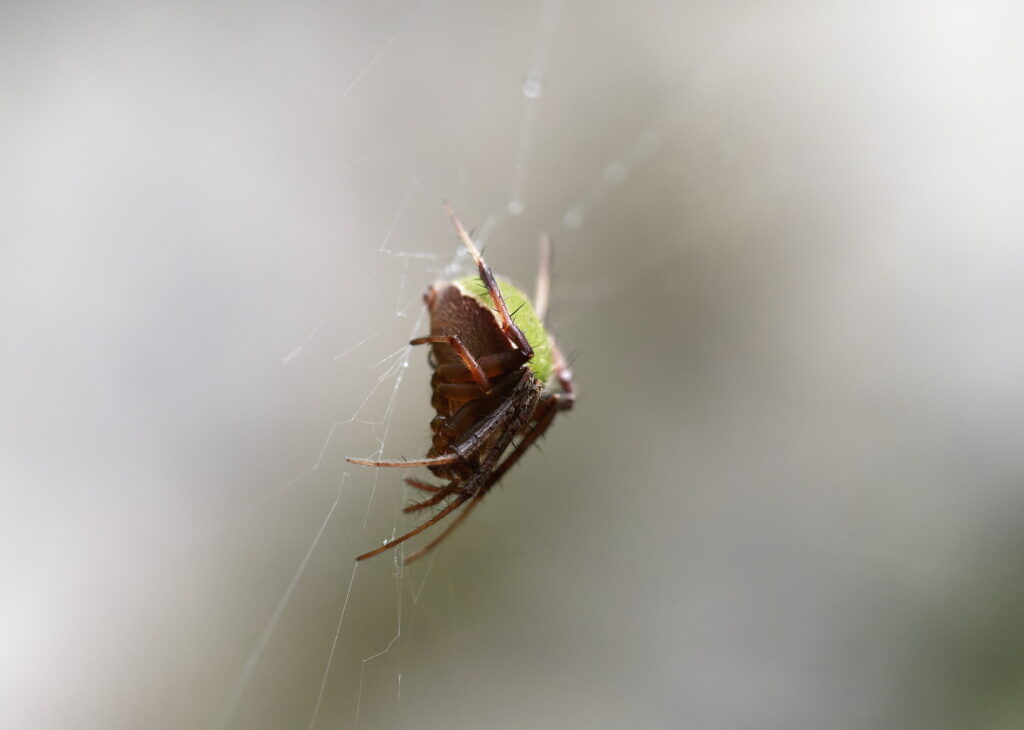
[403,482,460,513]
[404,477,442,493]
[354,493,471,562]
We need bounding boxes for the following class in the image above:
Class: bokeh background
[4,1,1024,729]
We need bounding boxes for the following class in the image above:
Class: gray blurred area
[4,1,1024,729]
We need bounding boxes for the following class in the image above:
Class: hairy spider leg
[402,487,485,565]
[402,478,455,512]
[403,391,536,509]
[402,488,456,513]
[404,477,442,493]
[354,493,472,561]
[402,393,563,565]
[444,204,534,358]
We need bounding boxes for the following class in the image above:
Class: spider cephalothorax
[347,206,575,564]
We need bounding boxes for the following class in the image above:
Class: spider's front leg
[445,204,534,358]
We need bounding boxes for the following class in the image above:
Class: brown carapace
[347,206,575,564]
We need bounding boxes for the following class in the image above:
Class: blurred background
[4,1,1024,728]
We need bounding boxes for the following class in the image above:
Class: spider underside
[347,206,575,564]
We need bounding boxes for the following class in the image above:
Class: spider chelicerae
[347,205,575,564]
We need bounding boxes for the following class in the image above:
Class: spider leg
[444,204,534,358]
[354,493,471,561]
[404,477,442,493]
[403,486,485,565]
[403,483,459,513]
[490,394,560,482]
[410,334,492,392]
[403,395,561,565]
[445,390,524,457]
[346,453,463,468]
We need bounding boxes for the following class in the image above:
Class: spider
[347,205,575,564]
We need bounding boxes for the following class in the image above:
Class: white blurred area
[3,1,1024,728]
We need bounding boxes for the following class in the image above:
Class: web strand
[211,480,345,730]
